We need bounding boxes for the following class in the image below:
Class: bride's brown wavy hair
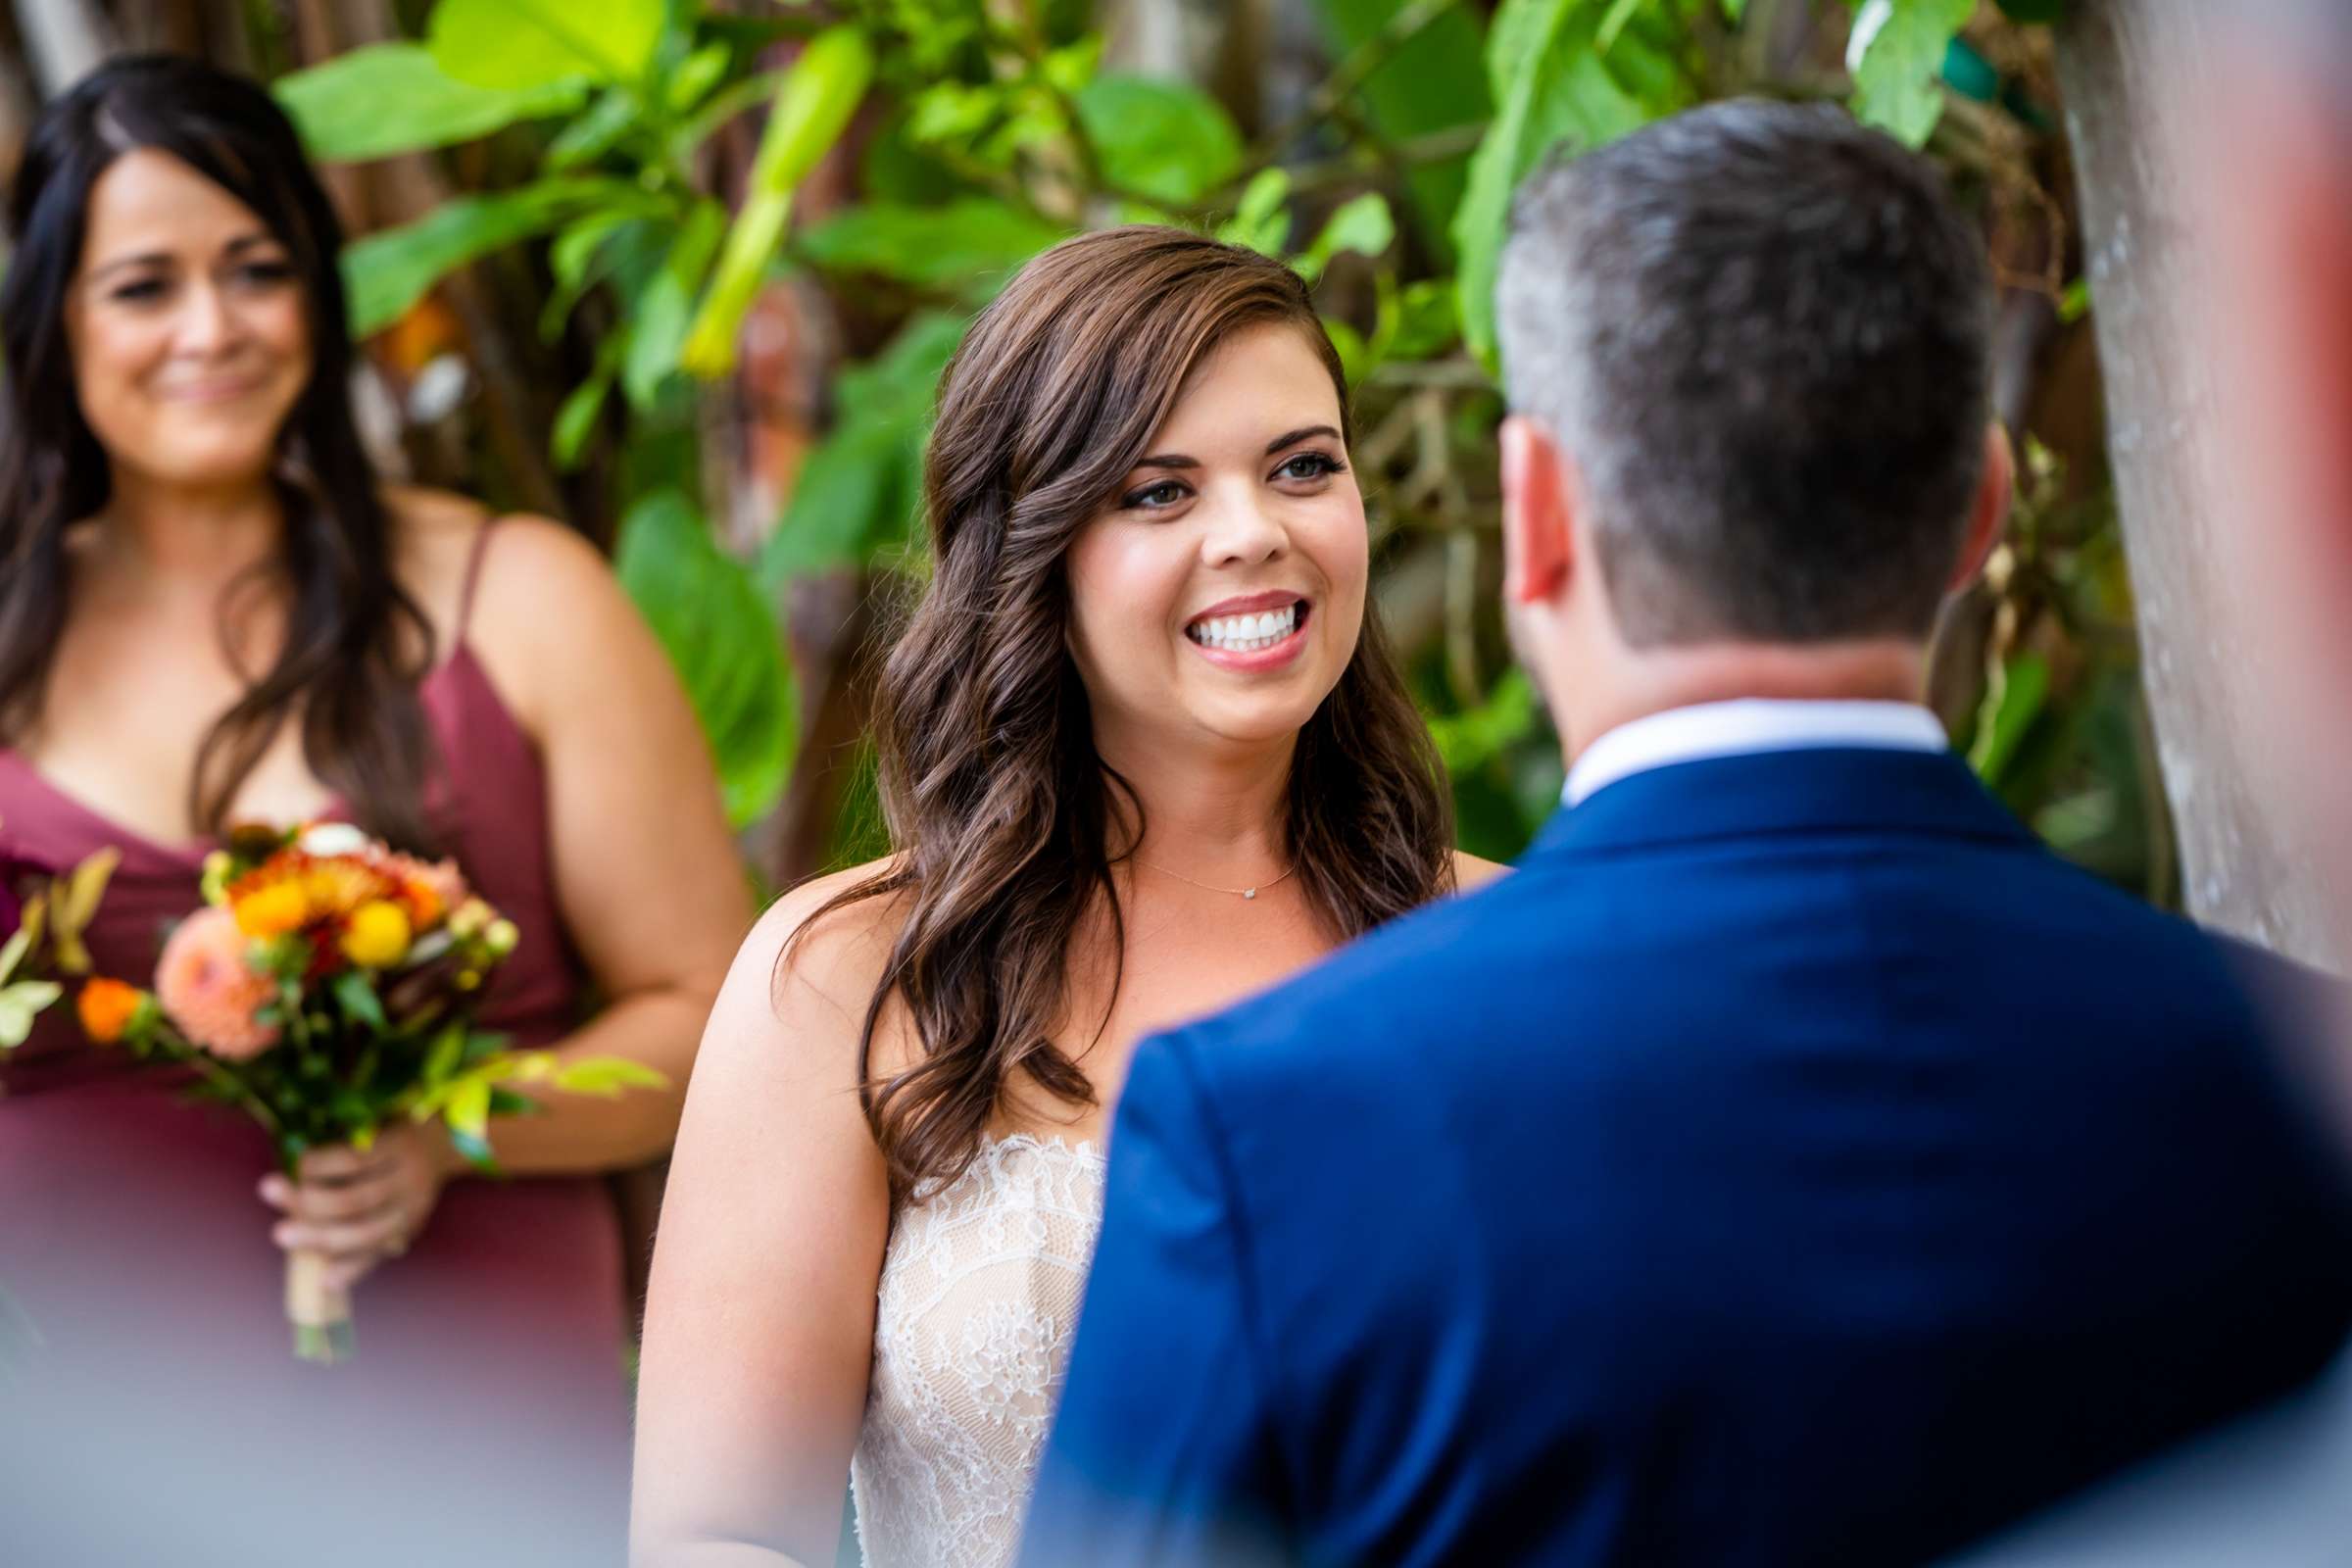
[810,225,1454,1201]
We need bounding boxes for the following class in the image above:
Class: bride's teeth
[1188,605,1298,651]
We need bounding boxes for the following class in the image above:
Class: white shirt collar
[1563,699,1948,808]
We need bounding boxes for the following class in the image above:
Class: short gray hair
[1497,100,1994,646]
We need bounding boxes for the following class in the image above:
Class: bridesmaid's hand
[260,1125,463,1293]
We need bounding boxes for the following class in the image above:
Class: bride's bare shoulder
[686,857,911,1123]
[1451,850,1510,893]
[740,856,909,1027]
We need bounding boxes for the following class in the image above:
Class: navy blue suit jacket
[1018,749,2352,1567]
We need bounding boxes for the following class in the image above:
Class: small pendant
[1243,887,1257,900]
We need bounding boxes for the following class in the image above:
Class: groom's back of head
[1497,100,1992,646]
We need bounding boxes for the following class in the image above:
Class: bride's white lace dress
[852,1134,1106,1568]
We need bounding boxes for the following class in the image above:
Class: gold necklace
[1134,858,1298,902]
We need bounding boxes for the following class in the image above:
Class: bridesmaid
[0,56,748,1565]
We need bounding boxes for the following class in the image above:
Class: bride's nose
[1199,493,1288,568]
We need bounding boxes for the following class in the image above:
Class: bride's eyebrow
[1264,424,1342,454]
[1130,424,1343,471]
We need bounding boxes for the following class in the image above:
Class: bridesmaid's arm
[632,878,895,1566]
[465,516,754,1175]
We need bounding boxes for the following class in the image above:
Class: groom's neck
[1556,637,1932,773]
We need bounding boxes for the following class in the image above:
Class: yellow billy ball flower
[199,852,235,907]
[339,901,413,970]
[482,918,520,959]
[232,880,310,938]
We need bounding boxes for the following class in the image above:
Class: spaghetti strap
[455,515,500,647]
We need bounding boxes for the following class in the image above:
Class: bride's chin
[1185,700,1323,749]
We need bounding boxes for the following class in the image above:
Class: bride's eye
[1121,479,1191,511]
[1272,452,1346,483]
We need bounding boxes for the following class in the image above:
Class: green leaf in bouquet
[422,1019,467,1084]
[487,1086,543,1119]
[0,981,63,1049]
[492,1051,560,1085]
[552,1056,671,1096]
[462,1030,511,1067]
[331,969,389,1035]
[1073,74,1243,206]
[446,1075,494,1142]
[46,847,120,976]
[275,42,584,165]
[0,928,30,985]
[330,1087,374,1132]
[448,1124,498,1174]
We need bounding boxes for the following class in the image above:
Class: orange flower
[232,878,311,938]
[76,977,144,1044]
[227,850,406,942]
[382,853,466,932]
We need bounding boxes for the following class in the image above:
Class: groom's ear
[1948,422,2015,591]
[1502,415,1576,607]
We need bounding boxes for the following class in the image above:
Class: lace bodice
[852,1134,1106,1568]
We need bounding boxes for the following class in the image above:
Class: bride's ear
[1502,415,1577,608]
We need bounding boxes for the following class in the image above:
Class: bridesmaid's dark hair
[0,54,438,850]
[802,226,1455,1202]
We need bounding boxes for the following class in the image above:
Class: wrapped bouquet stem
[285,1248,352,1364]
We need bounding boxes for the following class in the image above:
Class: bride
[631,226,1498,1567]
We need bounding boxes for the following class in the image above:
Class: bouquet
[72,821,665,1362]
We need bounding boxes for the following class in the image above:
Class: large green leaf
[1297,192,1396,282]
[1311,0,1493,260]
[1074,74,1243,206]
[1846,0,1973,147]
[343,178,616,338]
[682,25,875,379]
[276,43,584,164]
[1216,169,1294,257]
[796,199,1068,296]
[761,312,969,585]
[1454,0,1684,374]
[623,202,726,411]
[615,492,798,827]
[427,0,667,92]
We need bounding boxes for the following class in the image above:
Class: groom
[1018,101,2352,1566]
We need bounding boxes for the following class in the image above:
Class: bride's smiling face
[1064,321,1368,752]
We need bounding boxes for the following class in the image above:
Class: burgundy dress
[0,527,631,1567]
